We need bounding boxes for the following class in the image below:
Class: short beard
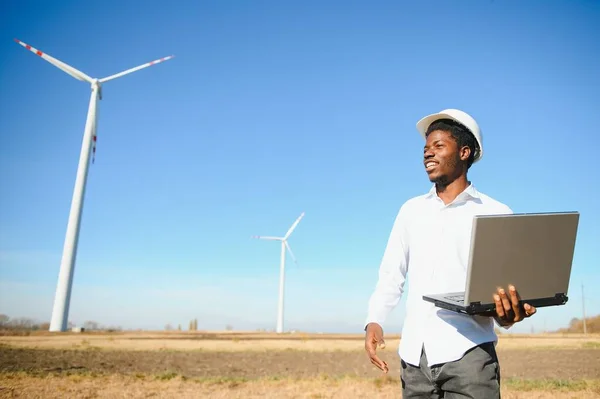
[429,155,462,190]
[430,174,451,190]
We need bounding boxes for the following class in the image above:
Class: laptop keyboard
[444,294,464,303]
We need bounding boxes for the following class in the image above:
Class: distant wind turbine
[252,212,305,333]
[14,38,174,332]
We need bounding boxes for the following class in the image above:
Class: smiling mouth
[425,161,438,172]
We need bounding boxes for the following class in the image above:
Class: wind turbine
[252,212,305,333]
[14,39,174,332]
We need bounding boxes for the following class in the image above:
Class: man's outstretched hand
[493,284,536,327]
[364,323,389,373]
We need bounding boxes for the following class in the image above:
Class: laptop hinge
[555,293,568,304]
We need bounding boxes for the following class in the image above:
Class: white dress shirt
[365,183,513,367]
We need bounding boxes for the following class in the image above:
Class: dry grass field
[1,331,599,398]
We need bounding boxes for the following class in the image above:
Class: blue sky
[0,0,598,334]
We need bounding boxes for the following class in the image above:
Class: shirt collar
[425,183,481,203]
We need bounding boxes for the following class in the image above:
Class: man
[364,109,536,398]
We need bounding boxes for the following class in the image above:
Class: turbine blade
[284,212,305,240]
[285,241,298,265]
[99,55,174,83]
[251,235,282,241]
[14,39,93,83]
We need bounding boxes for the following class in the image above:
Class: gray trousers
[400,342,501,398]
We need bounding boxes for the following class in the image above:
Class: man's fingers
[366,339,388,372]
[508,285,522,320]
[499,288,515,320]
[508,285,520,306]
[366,336,385,352]
[381,360,389,373]
[524,303,537,317]
[365,339,375,354]
[499,288,511,311]
[494,294,505,319]
[367,347,387,372]
[371,360,388,373]
[492,286,536,325]
[370,356,389,373]
[364,324,388,373]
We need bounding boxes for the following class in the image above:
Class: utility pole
[543,318,547,334]
[582,284,587,335]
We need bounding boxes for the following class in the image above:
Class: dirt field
[1,332,599,398]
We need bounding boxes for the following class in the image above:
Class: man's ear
[459,145,471,162]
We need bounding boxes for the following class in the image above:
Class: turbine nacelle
[91,79,103,100]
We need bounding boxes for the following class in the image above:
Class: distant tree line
[188,318,198,331]
[558,315,599,334]
[0,314,122,333]
[163,319,234,332]
[5,312,595,334]
[0,314,50,331]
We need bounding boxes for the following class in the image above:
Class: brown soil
[2,374,598,399]
[1,346,599,381]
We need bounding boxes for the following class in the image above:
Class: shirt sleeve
[364,203,410,329]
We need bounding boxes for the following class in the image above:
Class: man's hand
[493,284,536,327]
[364,323,389,373]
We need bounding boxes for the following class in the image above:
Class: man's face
[423,129,469,184]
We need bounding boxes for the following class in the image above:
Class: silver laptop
[423,211,579,315]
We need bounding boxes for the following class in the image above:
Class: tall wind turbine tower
[252,212,304,333]
[14,39,174,332]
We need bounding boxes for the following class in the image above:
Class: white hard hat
[416,108,484,163]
